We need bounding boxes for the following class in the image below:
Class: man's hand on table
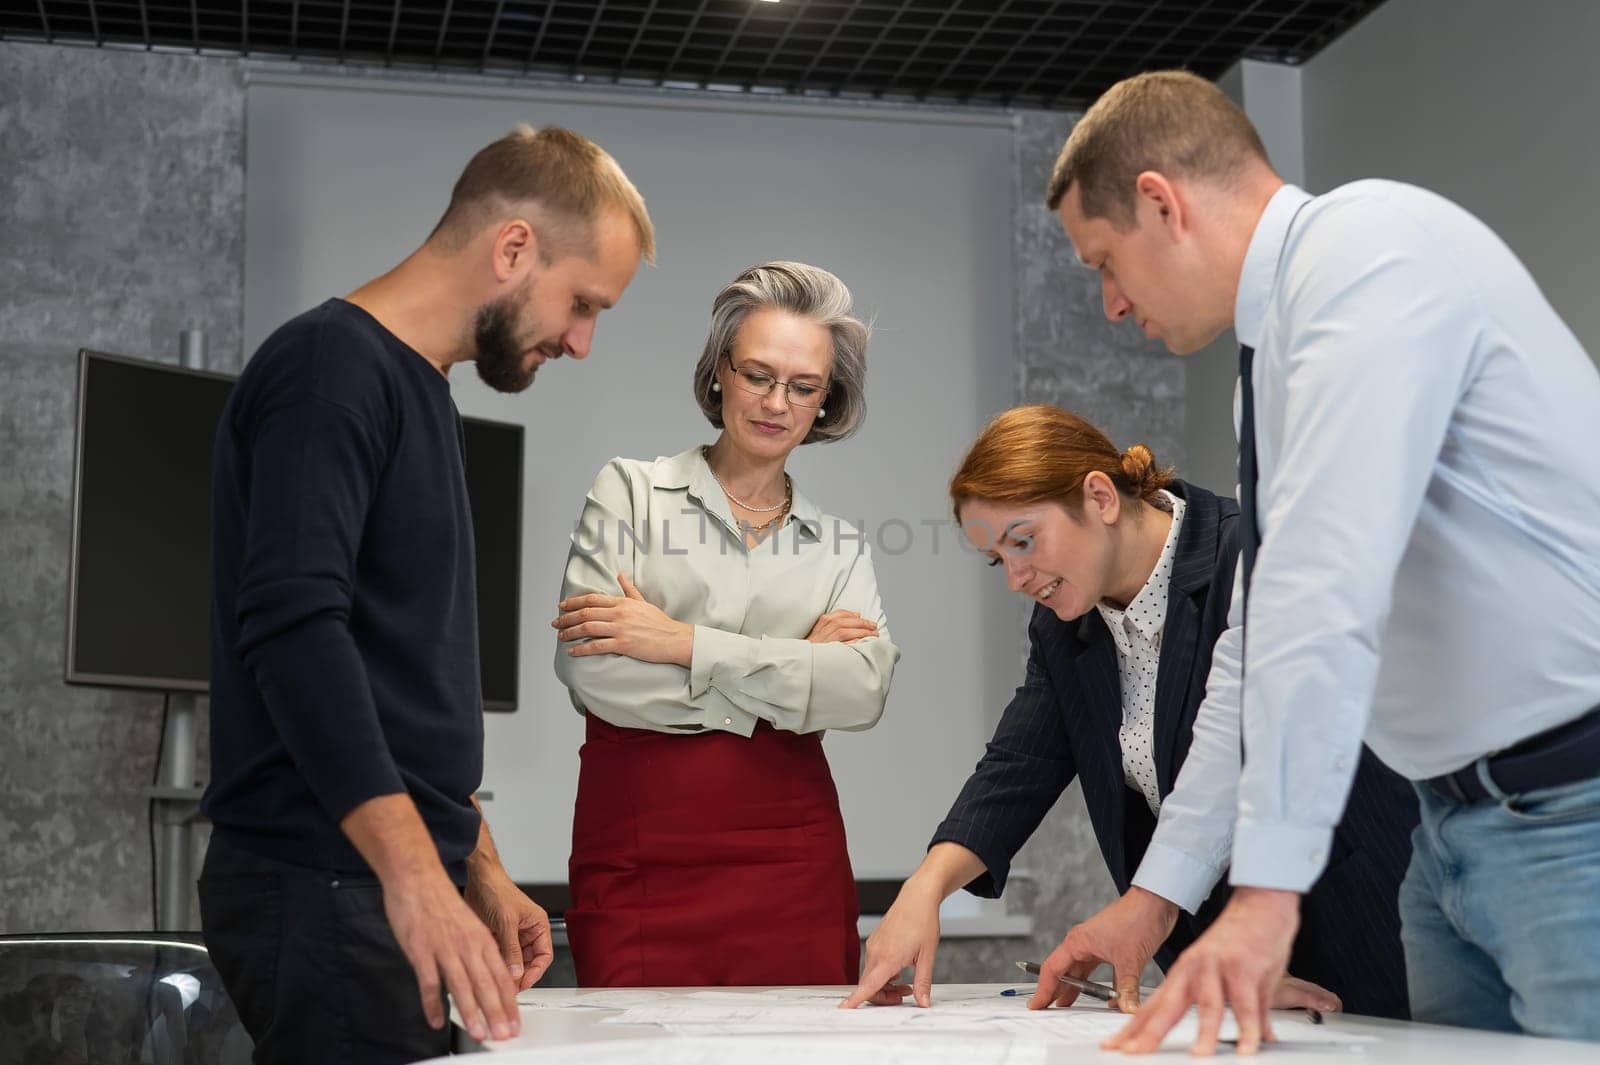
[1029,886,1178,1013]
[1103,886,1300,1056]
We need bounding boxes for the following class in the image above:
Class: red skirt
[566,714,860,987]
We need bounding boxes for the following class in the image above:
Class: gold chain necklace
[742,505,789,535]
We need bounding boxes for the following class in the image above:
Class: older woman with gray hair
[551,261,901,988]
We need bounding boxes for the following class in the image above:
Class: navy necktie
[1237,344,1261,761]
[1238,343,1260,604]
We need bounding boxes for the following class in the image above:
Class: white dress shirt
[554,447,900,737]
[1131,181,1600,906]
[1096,492,1185,817]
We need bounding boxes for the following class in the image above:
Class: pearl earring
[819,408,826,418]
[711,381,721,392]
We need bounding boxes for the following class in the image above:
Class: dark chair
[0,932,251,1064]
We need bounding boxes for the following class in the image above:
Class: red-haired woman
[845,404,1416,1020]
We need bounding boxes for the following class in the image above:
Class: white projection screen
[244,72,1021,890]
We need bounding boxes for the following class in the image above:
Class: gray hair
[691,261,869,445]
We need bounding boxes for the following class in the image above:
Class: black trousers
[198,832,450,1065]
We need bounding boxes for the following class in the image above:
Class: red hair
[950,404,1173,522]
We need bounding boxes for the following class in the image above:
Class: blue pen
[1000,988,1025,997]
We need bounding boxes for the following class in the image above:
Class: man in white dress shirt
[1028,70,1600,1053]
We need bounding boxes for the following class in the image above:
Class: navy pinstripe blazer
[931,480,1417,1018]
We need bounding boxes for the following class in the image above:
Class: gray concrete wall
[1012,112,1187,470]
[0,40,244,932]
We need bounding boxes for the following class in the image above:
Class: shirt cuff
[689,625,758,735]
[1229,820,1335,892]
[1131,841,1225,914]
[689,625,747,696]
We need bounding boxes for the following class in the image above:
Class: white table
[442,984,1597,1063]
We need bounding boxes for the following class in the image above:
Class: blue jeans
[1400,769,1600,1039]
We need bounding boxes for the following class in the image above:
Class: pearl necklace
[703,447,791,512]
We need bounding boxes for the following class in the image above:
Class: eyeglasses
[724,355,829,409]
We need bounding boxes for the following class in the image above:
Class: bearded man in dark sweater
[200,126,654,1064]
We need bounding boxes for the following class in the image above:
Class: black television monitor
[65,350,524,711]
[460,416,524,712]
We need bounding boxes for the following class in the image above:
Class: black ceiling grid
[4,1,1387,111]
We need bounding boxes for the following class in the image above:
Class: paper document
[992,1009,1375,1048]
[420,1034,1045,1065]
[516,988,674,1009]
[601,989,1375,1049]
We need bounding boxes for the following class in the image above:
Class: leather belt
[1426,703,1600,803]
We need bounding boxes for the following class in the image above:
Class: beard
[473,286,553,394]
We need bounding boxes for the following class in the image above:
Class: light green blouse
[554,446,900,736]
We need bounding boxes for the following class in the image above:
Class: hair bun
[1121,444,1154,484]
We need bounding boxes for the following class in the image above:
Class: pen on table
[1015,961,1324,1023]
[1014,960,1119,1002]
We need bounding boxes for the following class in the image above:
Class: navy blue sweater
[203,299,484,879]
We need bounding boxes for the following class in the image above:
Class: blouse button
[723,717,733,726]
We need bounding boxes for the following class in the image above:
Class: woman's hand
[807,609,880,644]
[554,572,694,667]
[840,880,940,1009]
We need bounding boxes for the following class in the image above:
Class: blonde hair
[1045,70,1270,229]
[950,405,1173,523]
[430,125,655,263]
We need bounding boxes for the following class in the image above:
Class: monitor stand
[147,692,204,930]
